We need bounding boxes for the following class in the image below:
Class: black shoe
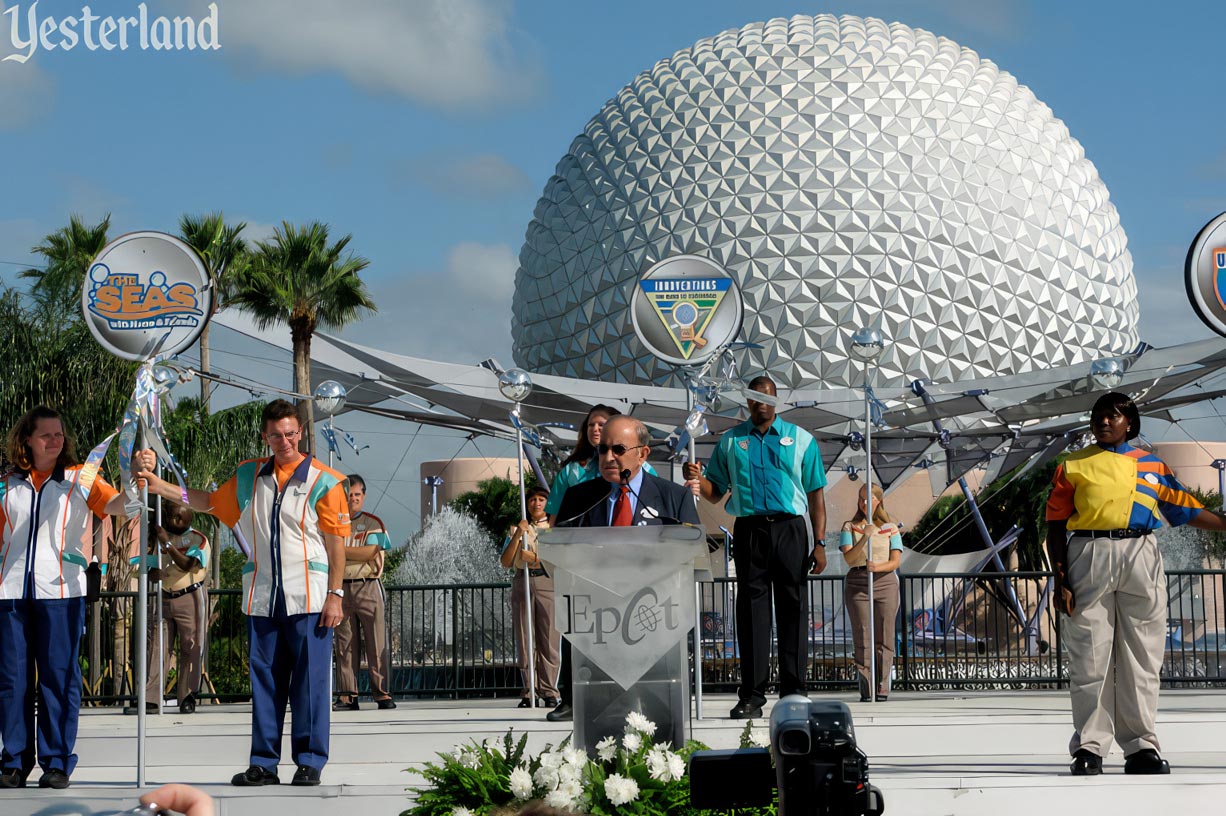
[859,694,871,703]
[38,769,69,789]
[1124,748,1170,775]
[180,694,196,715]
[542,697,559,708]
[877,695,888,702]
[546,702,573,722]
[0,768,26,788]
[518,698,532,708]
[376,697,397,710]
[123,703,160,715]
[231,765,280,786]
[332,698,359,712]
[730,700,764,719]
[292,765,321,786]
[1070,749,1103,776]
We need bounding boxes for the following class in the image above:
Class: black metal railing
[78,570,1226,703]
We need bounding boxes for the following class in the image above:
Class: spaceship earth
[512,14,1139,388]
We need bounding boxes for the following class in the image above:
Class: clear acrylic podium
[538,524,707,754]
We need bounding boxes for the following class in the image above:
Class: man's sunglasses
[597,443,647,456]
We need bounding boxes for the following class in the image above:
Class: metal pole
[515,404,536,707]
[686,379,705,720]
[136,426,149,787]
[156,492,164,715]
[864,356,877,704]
[328,416,335,469]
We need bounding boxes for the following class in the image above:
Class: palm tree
[177,213,248,412]
[227,221,376,453]
[22,214,111,328]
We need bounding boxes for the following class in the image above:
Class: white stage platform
[8,690,1226,815]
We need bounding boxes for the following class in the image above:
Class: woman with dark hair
[1046,391,1226,777]
[0,407,130,790]
[839,483,902,702]
[544,405,657,525]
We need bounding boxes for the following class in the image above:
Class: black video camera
[689,696,884,816]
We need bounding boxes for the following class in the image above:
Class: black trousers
[733,514,810,705]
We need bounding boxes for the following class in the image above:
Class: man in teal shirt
[684,375,827,719]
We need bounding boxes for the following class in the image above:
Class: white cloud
[0,2,55,130]
[232,218,280,246]
[342,241,517,365]
[446,241,517,301]
[207,0,542,112]
[404,152,531,199]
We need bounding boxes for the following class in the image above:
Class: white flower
[539,750,564,770]
[749,729,771,749]
[544,788,574,809]
[533,766,559,789]
[558,777,584,801]
[626,711,657,736]
[667,752,686,781]
[509,766,534,800]
[483,737,502,756]
[458,750,480,769]
[557,763,582,785]
[622,732,642,752]
[605,773,640,806]
[596,736,618,762]
[452,808,475,816]
[562,745,588,767]
[645,748,669,780]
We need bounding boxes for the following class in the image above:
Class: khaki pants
[333,579,391,698]
[145,586,206,703]
[844,569,899,696]
[511,570,561,699]
[1063,533,1166,757]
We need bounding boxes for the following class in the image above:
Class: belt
[519,567,548,578]
[162,582,202,599]
[848,565,867,572]
[1069,528,1154,540]
[343,577,379,583]
[742,512,802,523]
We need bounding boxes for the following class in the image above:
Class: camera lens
[777,725,811,755]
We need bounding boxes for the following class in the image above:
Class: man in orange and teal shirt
[137,400,350,787]
[1046,391,1226,777]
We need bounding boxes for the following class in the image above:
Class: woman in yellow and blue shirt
[1046,391,1226,777]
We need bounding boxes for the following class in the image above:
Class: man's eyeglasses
[598,443,647,456]
[264,431,301,442]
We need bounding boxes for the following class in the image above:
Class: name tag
[780,436,794,447]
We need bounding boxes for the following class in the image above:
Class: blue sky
[2,0,1225,536]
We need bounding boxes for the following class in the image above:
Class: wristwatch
[327,588,345,599]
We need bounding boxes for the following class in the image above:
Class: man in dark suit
[546,415,700,721]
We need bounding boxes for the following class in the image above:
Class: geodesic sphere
[512,14,1139,387]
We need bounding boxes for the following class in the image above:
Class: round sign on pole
[1185,212,1226,338]
[81,231,213,361]
[630,255,744,366]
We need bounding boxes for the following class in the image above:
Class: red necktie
[612,485,632,526]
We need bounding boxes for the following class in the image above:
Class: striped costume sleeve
[1135,455,1203,528]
